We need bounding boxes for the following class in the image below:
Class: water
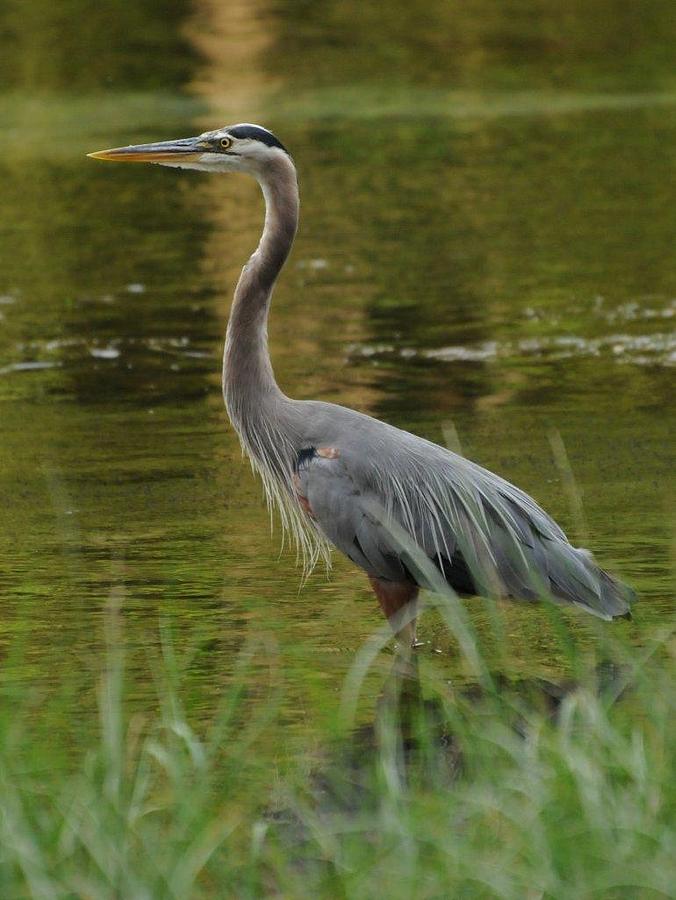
[0,0,674,751]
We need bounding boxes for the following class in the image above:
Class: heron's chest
[292,445,341,518]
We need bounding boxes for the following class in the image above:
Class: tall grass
[0,579,673,899]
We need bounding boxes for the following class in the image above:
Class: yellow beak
[87,137,203,163]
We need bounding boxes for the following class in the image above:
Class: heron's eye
[219,137,232,150]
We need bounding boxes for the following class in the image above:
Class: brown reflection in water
[185,0,382,414]
[186,0,275,124]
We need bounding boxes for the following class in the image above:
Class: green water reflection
[0,0,673,752]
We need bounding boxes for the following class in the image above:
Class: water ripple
[1,335,216,376]
[348,332,676,368]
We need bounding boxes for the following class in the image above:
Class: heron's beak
[87,137,205,163]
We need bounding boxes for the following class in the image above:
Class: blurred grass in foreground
[0,584,673,899]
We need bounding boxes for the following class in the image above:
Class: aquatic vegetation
[0,598,673,898]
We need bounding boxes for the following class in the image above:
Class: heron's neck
[223,154,299,430]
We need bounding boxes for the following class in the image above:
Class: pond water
[0,0,674,754]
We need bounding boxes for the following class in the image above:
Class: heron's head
[88,124,290,175]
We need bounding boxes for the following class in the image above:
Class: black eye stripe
[227,124,288,153]
[204,124,288,155]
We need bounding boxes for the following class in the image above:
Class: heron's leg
[368,577,420,647]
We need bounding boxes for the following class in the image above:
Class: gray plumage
[293,406,633,619]
[89,124,635,632]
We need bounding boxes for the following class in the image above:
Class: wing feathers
[295,436,633,620]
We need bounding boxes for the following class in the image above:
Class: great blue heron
[89,124,634,644]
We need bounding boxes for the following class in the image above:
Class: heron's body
[90,124,635,642]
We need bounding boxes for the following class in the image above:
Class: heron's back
[293,399,634,620]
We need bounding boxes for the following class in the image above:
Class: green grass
[0,583,673,900]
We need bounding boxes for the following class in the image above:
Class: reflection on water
[276,651,631,838]
[0,0,193,91]
[349,324,676,368]
[0,0,674,757]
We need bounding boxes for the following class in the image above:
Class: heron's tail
[546,543,636,621]
[595,568,636,621]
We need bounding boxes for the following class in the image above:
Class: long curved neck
[223,153,299,425]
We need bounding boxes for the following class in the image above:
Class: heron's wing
[295,438,633,620]
[295,449,410,582]
[426,455,635,619]
[295,445,507,591]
